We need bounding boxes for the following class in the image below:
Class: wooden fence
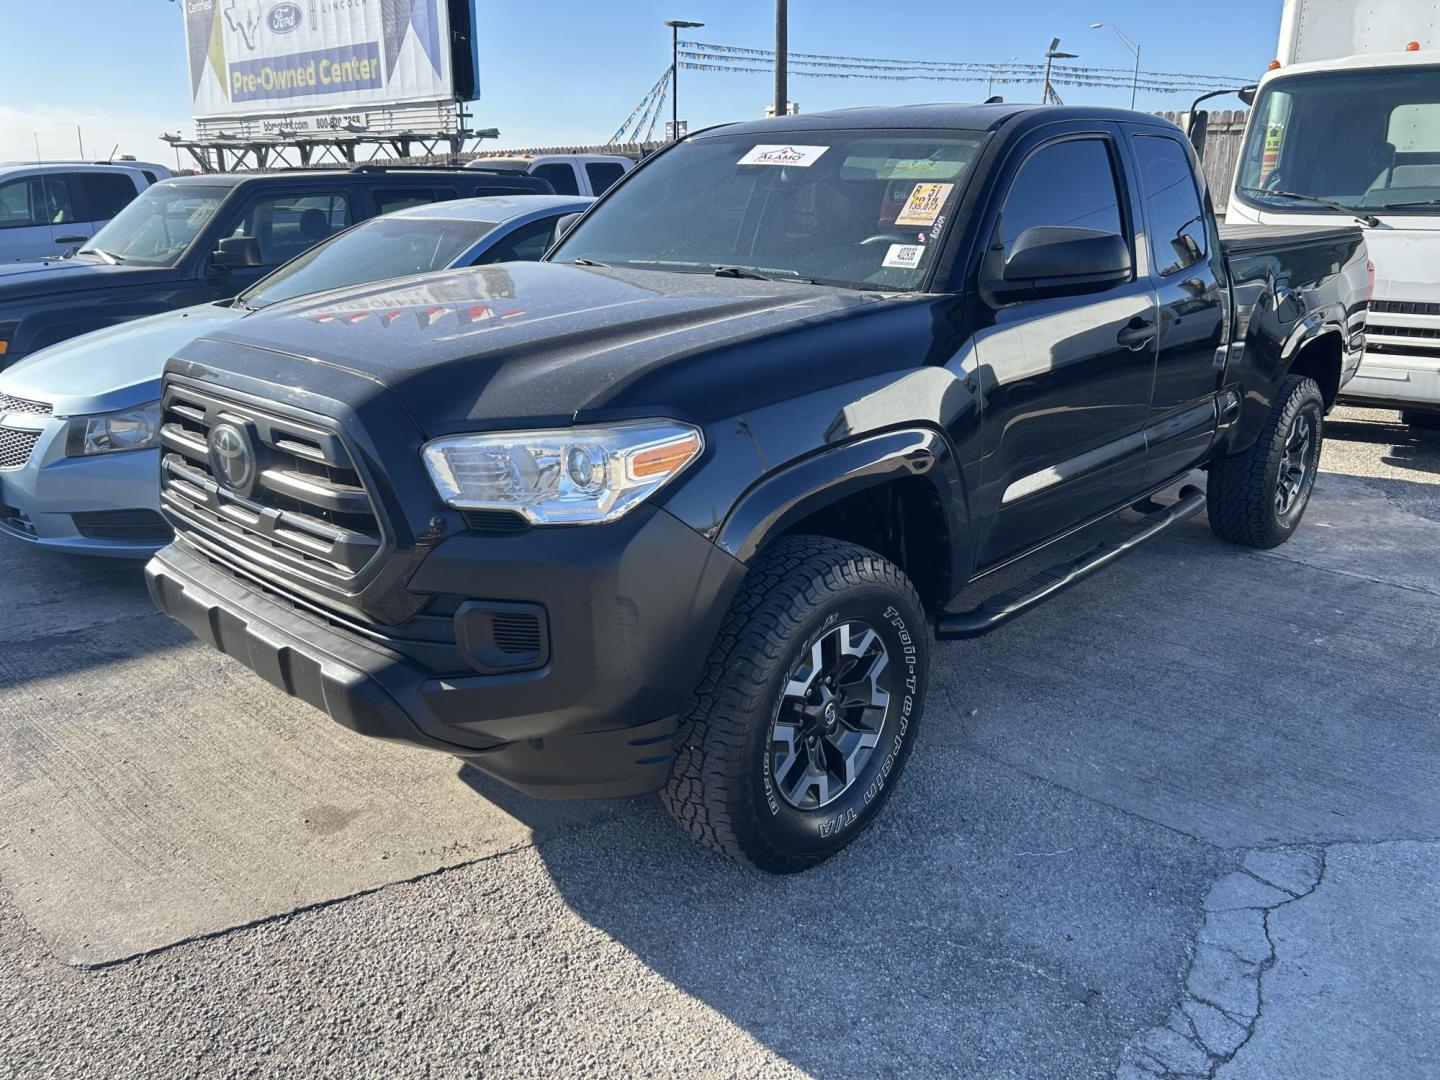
[1158,109,1250,208]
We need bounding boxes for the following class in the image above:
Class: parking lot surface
[2,406,1437,1078]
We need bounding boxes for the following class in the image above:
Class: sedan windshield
[240,215,498,309]
[80,184,231,266]
[552,129,987,291]
[1237,65,1440,214]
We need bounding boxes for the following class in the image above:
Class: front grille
[1364,298,1440,358]
[0,426,40,469]
[158,385,383,584]
[0,393,52,417]
[1370,300,1440,318]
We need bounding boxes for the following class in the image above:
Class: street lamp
[665,19,705,140]
[1042,38,1077,105]
[1092,22,1141,108]
[987,55,1019,98]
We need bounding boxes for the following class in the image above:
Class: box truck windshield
[1236,64,1440,216]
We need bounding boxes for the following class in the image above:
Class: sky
[0,0,1284,166]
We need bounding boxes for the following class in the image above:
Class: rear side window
[532,163,579,195]
[1133,135,1207,276]
[998,138,1125,258]
[0,177,37,228]
[77,172,140,220]
[472,217,559,264]
[585,161,626,195]
[0,176,79,227]
[373,186,457,215]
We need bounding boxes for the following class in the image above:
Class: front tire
[1208,375,1325,549]
[662,536,929,873]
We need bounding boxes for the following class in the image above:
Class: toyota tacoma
[144,105,1368,872]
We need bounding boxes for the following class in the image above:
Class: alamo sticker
[738,144,830,167]
[895,183,954,227]
[883,244,925,270]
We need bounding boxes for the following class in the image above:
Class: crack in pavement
[1115,847,1329,1079]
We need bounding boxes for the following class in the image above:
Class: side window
[374,187,443,215]
[0,177,37,228]
[77,172,140,220]
[230,191,352,264]
[1133,135,1207,276]
[532,163,579,195]
[585,161,626,195]
[998,138,1125,258]
[472,218,559,264]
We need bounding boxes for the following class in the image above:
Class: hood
[0,257,175,301]
[0,302,245,416]
[1357,228,1437,304]
[184,262,891,430]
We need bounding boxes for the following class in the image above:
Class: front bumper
[0,417,168,558]
[1339,351,1440,413]
[146,508,747,799]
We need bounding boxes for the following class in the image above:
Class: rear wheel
[1208,375,1324,549]
[662,535,929,873]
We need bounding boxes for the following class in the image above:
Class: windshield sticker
[738,144,830,167]
[882,244,926,270]
[895,183,954,227]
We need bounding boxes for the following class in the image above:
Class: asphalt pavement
[1,405,1436,1079]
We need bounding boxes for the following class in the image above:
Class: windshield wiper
[712,265,817,284]
[1237,187,1379,228]
[77,247,123,265]
[570,258,608,267]
[1371,197,1440,212]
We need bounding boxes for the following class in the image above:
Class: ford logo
[266,2,303,34]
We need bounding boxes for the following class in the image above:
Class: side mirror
[552,212,583,245]
[989,226,1132,303]
[1188,110,1210,156]
[212,236,262,269]
[1238,84,1258,107]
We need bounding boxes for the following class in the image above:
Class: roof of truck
[702,103,1173,138]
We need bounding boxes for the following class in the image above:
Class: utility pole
[1092,23,1142,108]
[1041,38,1077,104]
[774,0,788,119]
[664,19,705,140]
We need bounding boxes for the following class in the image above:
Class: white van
[0,162,168,262]
[466,154,635,197]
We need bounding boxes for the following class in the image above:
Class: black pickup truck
[145,105,1368,872]
[0,166,552,369]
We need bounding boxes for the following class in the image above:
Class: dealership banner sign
[183,0,457,121]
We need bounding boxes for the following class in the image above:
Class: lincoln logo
[208,423,255,493]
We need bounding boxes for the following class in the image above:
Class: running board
[935,485,1207,640]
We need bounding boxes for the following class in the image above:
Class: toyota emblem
[208,422,256,494]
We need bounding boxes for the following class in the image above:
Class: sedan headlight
[422,420,704,525]
[66,401,162,457]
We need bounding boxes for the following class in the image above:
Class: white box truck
[1225,0,1440,428]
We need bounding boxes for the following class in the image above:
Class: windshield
[1237,65,1440,213]
[240,215,498,309]
[81,184,231,265]
[552,129,986,290]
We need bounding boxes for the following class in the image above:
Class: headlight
[66,401,162,457]
[422,420,704,525]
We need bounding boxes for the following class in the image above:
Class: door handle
[54,235,86,244]
[1117,317,1156,351]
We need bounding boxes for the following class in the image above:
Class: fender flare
[713,426,969,575]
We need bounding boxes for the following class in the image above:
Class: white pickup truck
[1225,0,1440,429]
[465,154,634,197]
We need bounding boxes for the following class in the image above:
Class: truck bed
[1219,222,1364,256]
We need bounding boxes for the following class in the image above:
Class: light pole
[1042,38,1077,105]
[987,55,1019,98]
[1092,22,1141,108]
[665,19,704,140]
[774,0,788,121]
